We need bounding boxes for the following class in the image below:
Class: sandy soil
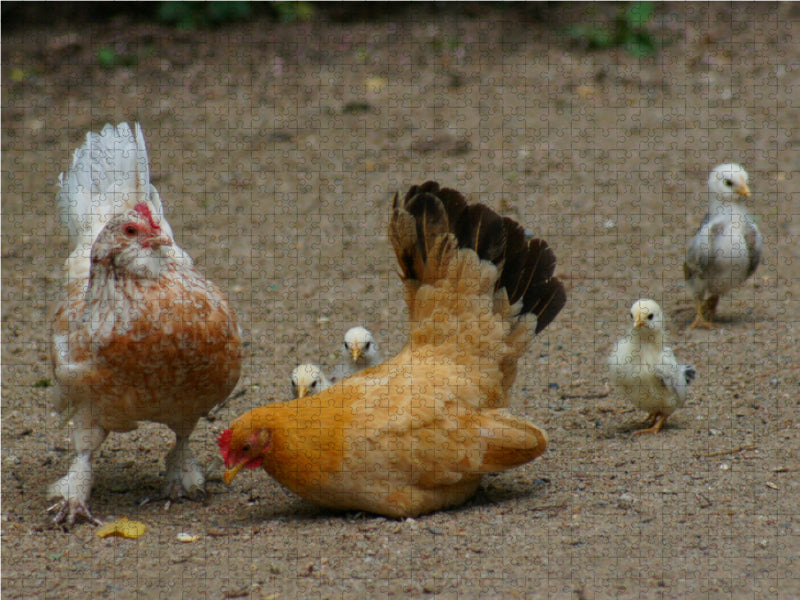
[2,3,799,598]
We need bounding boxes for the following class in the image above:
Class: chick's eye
[364,342,371,350]
[647,313,654,320]
[310,381,317,389]
[724,179,733,187]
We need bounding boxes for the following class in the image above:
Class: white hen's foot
[163,435,206,500]
[48,453,102,526]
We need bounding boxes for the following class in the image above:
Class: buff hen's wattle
[219,182,566,517]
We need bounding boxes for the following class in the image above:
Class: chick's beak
[296,385,308,398]
[223,460,247,485]
[737,182,751,198]
[350,341,363,363]
[634,319,647,328]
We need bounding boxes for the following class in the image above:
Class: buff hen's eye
[123,225,138,236]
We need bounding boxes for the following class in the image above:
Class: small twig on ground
[697,444,757,458]
[561,385,611,400]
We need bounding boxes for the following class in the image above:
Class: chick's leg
[633,413,668,435]
[689,296,713,330]
[163,427,205,500]
[642,412,659,428]
[48,421,107,526]
[703,295,720,322]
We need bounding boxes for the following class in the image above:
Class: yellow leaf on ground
[95,517,147,539]
[365,76,387,93]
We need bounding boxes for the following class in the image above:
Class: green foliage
[33,378,52,388]
[272,1,315,23]
[157,1,252,29]
[567,2,657,57]
[97,47,138,69]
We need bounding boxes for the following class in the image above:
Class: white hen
[49,123,241,526]
[329,326,382,383]
[684,163,762,329]
[608,299,697,435]
[57,123,191,282]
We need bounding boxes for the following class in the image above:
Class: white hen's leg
[163,430,205,500]
[48,422,107,526]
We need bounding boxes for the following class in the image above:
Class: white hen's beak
[296,385,308,398]
[142,234,172,249]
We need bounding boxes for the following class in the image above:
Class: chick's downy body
[609,299,696,434]
[684,163,762,328]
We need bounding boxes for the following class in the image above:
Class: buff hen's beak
[223,461,246,485]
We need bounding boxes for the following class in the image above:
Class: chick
[290,364,331,398]
[684,163,762,329]
[608,299,697,435]
[329,326,382,383]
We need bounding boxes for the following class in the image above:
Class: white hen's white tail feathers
[57,122,189,279]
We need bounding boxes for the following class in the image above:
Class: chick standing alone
[608,299,697,435]
[684,163,762,329]
[219,181,566,517]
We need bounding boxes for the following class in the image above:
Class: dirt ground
[3,3,800,598]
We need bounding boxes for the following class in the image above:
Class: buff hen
[219,181,565,517]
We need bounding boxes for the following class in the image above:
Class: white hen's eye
[364,342,371,350]
[724,179,733,187]
[647,313,654,320]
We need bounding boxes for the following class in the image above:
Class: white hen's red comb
[133,203,160,230]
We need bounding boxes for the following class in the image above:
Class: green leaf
[97,47,118,69]
[625,32,656,57]
[626,2,654,29]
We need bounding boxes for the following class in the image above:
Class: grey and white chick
[608,299,697,435]
[684,163,762,329]
[329,326,382,383]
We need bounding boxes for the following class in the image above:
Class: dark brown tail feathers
[390,181,566,334]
